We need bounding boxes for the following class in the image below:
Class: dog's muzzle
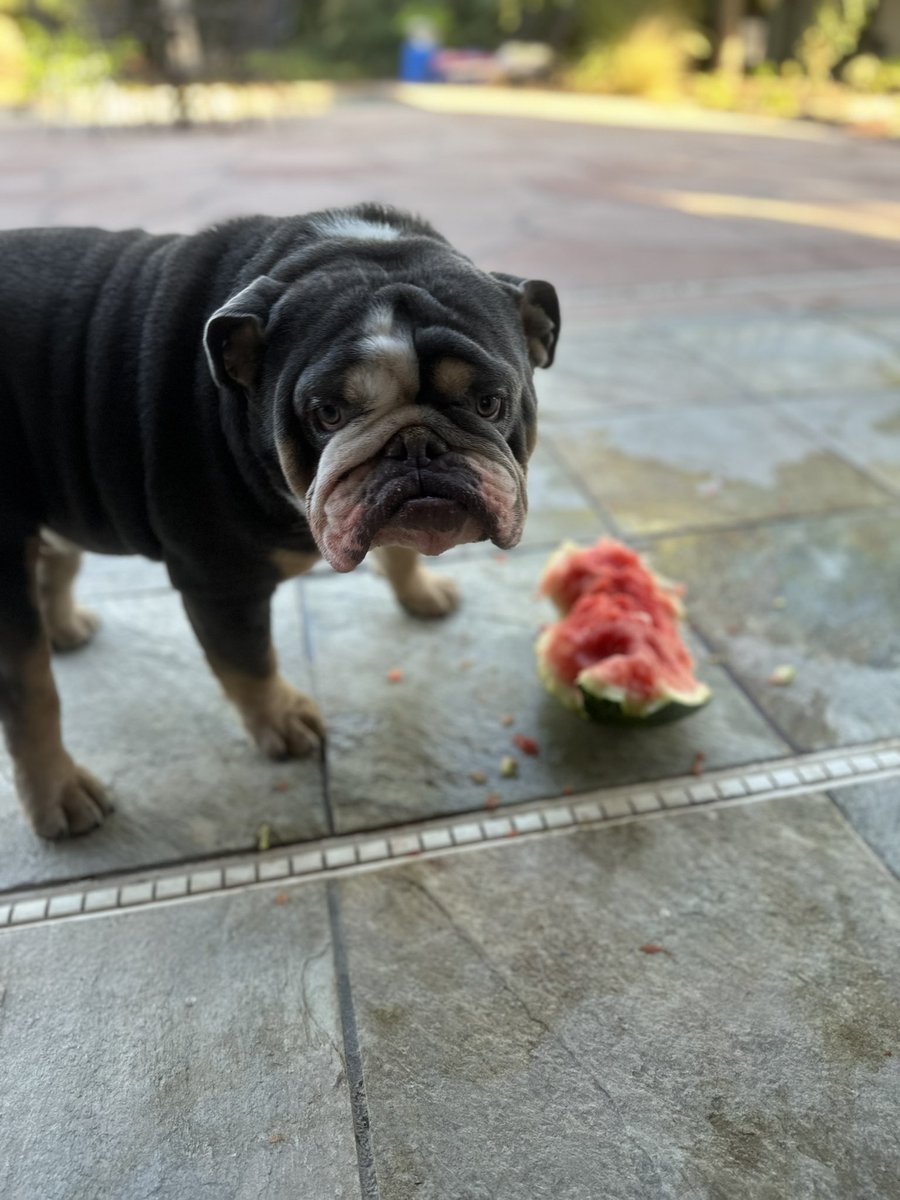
[308,422,526,572]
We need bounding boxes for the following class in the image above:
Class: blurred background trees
[1,1,898,120]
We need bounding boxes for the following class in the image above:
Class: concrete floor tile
[0,887,357,1200]
[665,315,900,395]
[0,585,328,891]
[832,780,900,878]
[339,795,900,1200]
[546,405,891,535]
[77,551,171,596]
[779,390,900,493]
[303,551,788,832]
[538,327,745,423]
[516,441,607,549]
[650,511,900,750]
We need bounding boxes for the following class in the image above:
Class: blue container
[399,38,435,82]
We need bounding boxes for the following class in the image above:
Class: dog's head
[204,209,559,572]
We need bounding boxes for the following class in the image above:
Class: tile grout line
[1,737,898,932]
[327,883,381,1200]
[684,616,801,755]
[825,788,900,884]
[297,576,337,839]
[773,399,900,504]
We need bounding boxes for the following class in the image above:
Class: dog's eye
[476,394,503,421]
[315,403,347,432]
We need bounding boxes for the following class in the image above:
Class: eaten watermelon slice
[536,538,710,724]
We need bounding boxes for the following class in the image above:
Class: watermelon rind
[578,674,711,726]
[535,619,711,726]
[535,627,583,712]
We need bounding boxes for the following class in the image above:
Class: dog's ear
[492,273,560,368]
[204,276,285,392]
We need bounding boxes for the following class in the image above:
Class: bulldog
[0,203,559,838]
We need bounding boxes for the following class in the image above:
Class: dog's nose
[384,426,448,466]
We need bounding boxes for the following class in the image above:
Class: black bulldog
[0,203,559,837]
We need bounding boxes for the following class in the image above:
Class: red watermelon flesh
[540,538,683,622]
[536,540,710,723]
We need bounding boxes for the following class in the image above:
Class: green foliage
[842,53,900,93]
[564,13,708,99]
[795,0,877,82]
[1,0,137,100]
[17,20,134,95]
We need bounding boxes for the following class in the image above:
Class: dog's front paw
[241,679,325,760]
[396,570,460,619]
[47,605,99,653]
[19,760,113,839]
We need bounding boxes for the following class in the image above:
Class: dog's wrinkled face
[204,221,559,572]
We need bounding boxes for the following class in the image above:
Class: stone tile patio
[1,96,900,1199]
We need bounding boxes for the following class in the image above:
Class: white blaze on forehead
[344,302,419,414]
[314,215,401,241]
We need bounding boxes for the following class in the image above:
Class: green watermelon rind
[535,628,711,726]
[579,674,711,726]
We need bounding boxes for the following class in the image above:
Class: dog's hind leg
[372,545,460,618]
[37,531,99,652]
[0,534,112,837]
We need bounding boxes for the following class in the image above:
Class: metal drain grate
[2,738,898,931]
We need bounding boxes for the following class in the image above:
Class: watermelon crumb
[562,785,574,796]
[499,756,518,778]
[271,780,290,792]
[485,792,501,809]
[386,667,404,683]
[274,892,289,906]
[639,943,673,957]
[469,770,487,785]
[768,664,796,686]
[691,752,706,776]
[513,734,540,756]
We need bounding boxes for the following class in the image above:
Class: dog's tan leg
[1,537,112,837]
[373,545,460,618]
[37,531,99,652]
[181,589,324,759]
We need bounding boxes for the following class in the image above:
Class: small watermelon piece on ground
[536,539,710,725]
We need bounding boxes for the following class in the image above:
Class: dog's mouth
[308,443,525,573]
[365,470,491,560]
[387,496,470,534]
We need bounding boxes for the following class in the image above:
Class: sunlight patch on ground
[394,83,833,141]
[651,190,900,243]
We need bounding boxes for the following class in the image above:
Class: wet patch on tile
[303,551,787,833]
[0,886,357,1200]
[650,511,900,750]
[778,390,900,494]
[340,795,900,1200]
[0,584,327,891]
[545,405,890,534]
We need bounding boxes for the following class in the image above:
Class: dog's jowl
[0,204,559,837]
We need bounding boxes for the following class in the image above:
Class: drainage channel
[2,738,898,932]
